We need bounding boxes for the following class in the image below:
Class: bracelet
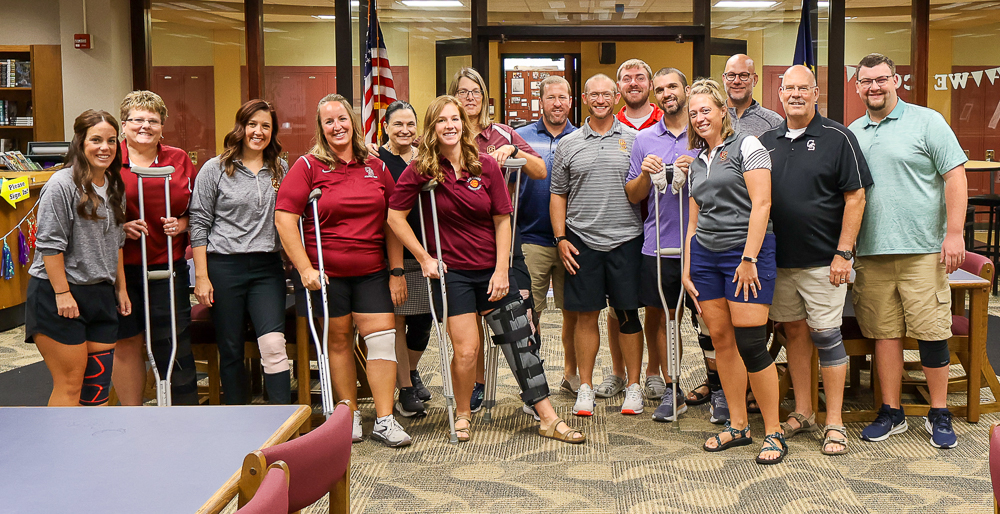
[55,290,71,295]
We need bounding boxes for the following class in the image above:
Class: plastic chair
[236,462,290,514]
[239,402,352,513]
[990,423,1000,513]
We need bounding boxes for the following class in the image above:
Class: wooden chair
[239,402,353,514]
[236,461,290,514]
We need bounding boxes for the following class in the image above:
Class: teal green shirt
[848,100,967,256]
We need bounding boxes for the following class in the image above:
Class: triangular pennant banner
[987,67,999,85]
[972,71,983,87]
[846,65,857,81]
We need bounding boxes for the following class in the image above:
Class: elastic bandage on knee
[733,325,772,373]
[365,329,397,362]
[811,328,848,368]
[918,339,951,368]
[613,308,642,334]
[485,299,550,405]
[81,350,114,406]
[258,332,289,373]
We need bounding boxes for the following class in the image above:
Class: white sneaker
[522,403,541,421]
[352,410,363,443]
[573,383,596,417]
[621,383,644,415]
[371,415,412,448]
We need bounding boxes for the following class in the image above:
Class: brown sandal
[454,416,472,442]
[539,417,586,444]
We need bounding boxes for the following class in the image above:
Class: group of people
[24,49,969,462]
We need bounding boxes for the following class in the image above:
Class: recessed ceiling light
[401,0,464,6]
[312,14,335,19]
[714,1,776,7]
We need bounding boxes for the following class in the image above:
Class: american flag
[363,0,397,145]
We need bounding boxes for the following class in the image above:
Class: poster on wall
[511,78,524,95]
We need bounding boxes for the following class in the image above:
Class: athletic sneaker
[594,374,627,398]
[470,382,485,413]
[652,386,688,422]
[560,375,582,394]
[861,404,908,442]
[410,370,432,402]
[620,383,645,415]
[522,403,541,421]
[924,408,958,449]
[395,387,427,418]
[352,410,363,443]
[573,383,597,416]
[709,389,729,425]
[371,415,412,448]
[644,375,667,400]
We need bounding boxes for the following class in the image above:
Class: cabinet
[0,45,64,158]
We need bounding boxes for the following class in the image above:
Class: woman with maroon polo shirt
[275,94,411,448]
[388,95,584,444]
[112,90,200,406]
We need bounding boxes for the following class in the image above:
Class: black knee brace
[485,299,550,406]
[918,339,951,368]
[81,350,114,406]
[613,308,642,334]
[405,313,433,352]
[734,325,772,374]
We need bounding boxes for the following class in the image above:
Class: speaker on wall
[599,42,616,65]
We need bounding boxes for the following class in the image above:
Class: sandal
[454,416,472,442]
[539,417,586,444]
[780,412,819,438]
[746,392,761,414]
[703,422,753,452]
[755,432,788,465]
[821,425,849,456]
[685,380,712,405]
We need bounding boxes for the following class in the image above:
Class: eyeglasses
[723,72,752,82]
[780,86,816,93]
[857,75,892,89]
[619,75,648,84]
[586,91,615,101]
[456,89,483,99]
[126,118,162,128]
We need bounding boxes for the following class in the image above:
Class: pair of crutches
[653,163,686,422]
[299,188,337,419]
[131,166,180,407]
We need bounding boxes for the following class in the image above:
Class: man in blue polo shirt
[515,75,579,394]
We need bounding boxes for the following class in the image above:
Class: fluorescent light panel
[401,0,464,6]
[312,14,336,19]
[714,1,776,7]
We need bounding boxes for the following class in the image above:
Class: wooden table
[967,160,1000,194]
[0,404,310,513]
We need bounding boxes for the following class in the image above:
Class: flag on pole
[363,0,397,145]
[793,0,816,74]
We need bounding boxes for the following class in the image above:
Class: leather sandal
[703,422,753,452]
[539,417,586,444]
[821,425,849,455]
[780,412,819,438]
[454,416,472,442]
[755,432,788,465]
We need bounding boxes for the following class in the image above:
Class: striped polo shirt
[550,116,642,252]
[728,100,783,138]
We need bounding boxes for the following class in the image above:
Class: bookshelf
[0,45,64,159]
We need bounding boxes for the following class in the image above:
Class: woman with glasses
[112,90,200,406]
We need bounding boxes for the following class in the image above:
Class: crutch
[300,188,336,419]
[653,163,686,422]
[417,180,459,444]
[482,157,528,423]
[131,165,179,407]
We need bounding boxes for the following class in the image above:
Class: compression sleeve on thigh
[81,350,115,406]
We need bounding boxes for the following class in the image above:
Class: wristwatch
[390,267,405,277]
[835,249,854,260]
[554,235,568,246]
[742,255,758,263]
[510,145,519,158]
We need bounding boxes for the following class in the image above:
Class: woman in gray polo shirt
[680,79,785,465]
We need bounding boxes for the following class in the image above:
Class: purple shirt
[626,120,700,258]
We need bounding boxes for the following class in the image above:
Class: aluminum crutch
[653,163,687,422]
[130,165,179,407]
[482,157,527,423]
[299,188,336,419]
[418,180,459,444]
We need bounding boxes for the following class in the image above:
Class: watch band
[554,236,568,245]
[510,145,519,158]
[742,255,758,263]
[390,267,405,277]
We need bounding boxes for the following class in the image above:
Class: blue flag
[793,0,816,74]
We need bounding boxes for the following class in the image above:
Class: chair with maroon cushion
[990,423,1000,514]
[238,402,352,514]
[236,462,290,514]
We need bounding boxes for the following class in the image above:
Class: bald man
[724,54,782,137]
[760,65,872,455]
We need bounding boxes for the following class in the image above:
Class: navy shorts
[25,277,119,346]
[689,233,777,304]
[430,268,521,317]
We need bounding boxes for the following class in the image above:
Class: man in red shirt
[615,58,663,131]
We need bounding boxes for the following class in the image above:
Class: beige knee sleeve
[365,329,397,362]
[258,332,289,373]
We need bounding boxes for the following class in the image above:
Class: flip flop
[539,417,586,444]
[780,412,819,438]
[703,422,753,452]
[821,425,849,456]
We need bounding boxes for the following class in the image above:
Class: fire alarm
[74,34,91,50]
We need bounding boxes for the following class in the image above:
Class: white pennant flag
[987,67,999,85]
[972,71,983,87]
[846,65,857,81]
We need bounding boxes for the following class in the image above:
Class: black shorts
[296,269,394,319]
[563,231,642,312]
[117,260,192,340]
[639,254,694,311]
[25,277,119,346]
[430,268,521,317]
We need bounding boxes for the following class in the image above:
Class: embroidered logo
[619,139,627,152]
[807,139,816,151]
[467,177,483,191]
[363,166,377,179]
[486,145,496,154]
[719,150,728,162]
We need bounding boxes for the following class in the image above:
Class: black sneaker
[470,382,485,413]
[395,387,427,418]
[410,370,432,402]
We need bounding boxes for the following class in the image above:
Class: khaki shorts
[770,266,847,329]
[522,243,565,311]
[852,253,952,341]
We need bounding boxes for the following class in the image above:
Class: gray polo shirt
[550,117,642,251]
[728,100,783,138]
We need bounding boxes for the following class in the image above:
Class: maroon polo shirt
[475,123,542,159]
[389,154,512,271]
[121,142,197,266]
[616,103,664,131]
[276,153,394,278]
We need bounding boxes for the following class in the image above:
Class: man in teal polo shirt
[848,53,968,449]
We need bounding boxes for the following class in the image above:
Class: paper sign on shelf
[0,177,30,208]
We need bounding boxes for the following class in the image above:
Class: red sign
[74,34,91,50]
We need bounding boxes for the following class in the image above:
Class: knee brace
[485,299,550,406]
[613,309,642,334]
[918,339,951,368]
[364,329,397,362]
[258,332,289,373]
[811,328,848,368]
[81,350,114,406]
[405,314,432,352]
[693,314,716,358]
[734,325,773,374]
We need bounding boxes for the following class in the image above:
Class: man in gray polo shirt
[724,54,782,137]
[550,73,645,417]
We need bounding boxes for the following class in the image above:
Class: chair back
[990,424,1000,508]
[962,251,995,282]
[237,462,290,514]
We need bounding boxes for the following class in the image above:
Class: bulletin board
[504,69,567,126]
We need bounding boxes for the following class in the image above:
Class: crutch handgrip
[130,165,176,178]
[147,270,172,281]
[502,157,527,168]
[308,188,322,202]
[658,248,682,257]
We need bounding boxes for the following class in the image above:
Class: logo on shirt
[807,139,816,151]
[486,145,496,154]
[363,167,377,179]
[719,150,729,162]
[619,139,628,152]
[467,177,483,191]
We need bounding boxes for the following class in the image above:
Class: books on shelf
[0,60,30,88]
[0,100,17,125]
[0,151,42,171]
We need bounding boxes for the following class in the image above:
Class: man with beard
[848,53,967,449]
[724,54,782,137]
[550,74,645,417]
[616,58,663,131]
[515,75,580,394]
[762,65,872,455]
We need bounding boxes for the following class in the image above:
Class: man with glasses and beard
[724,54,782,138]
